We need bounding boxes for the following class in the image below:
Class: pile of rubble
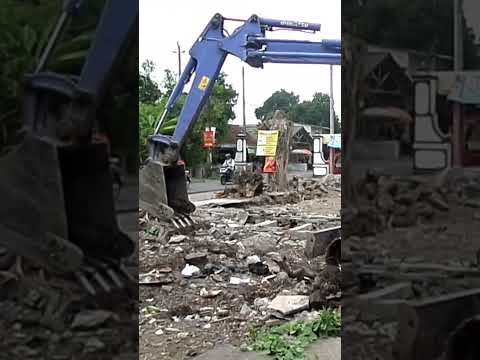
[342,172,480,360]
[139,188,341,358]
[221,174,341,209]
[343,172,453,236]
[0,260,138,359]
[342,249,480,360]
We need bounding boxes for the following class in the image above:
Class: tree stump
[259,110,293,192]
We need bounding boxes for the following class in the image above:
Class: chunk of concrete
[305,337,341,360]
[268,295,309,316]
[184,252,208,267]
[304,226,341,258]
[289,223,314,240]
[193,345,270,360]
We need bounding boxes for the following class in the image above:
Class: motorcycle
[220,165,234,185]
[185,169,192,189]
[109,155,124,200]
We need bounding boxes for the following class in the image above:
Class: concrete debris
[341,172,480,360]
[253,297,270,311]
[71,310,118,330]
[192,344,271,360]
[139,177,341,359]
[184,252,209,267]
[242,234,277,255]
[268,295,310,316]
[168,234,189,244]
[139,269,174,285]
[200,288,222,298]
[246,255,262,265]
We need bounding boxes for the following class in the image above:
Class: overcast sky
[464,0,480,41]
[139,0,341,125]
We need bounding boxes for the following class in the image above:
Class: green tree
[139,60,162,104]
[256,90,340,131]
[161,69,177,96]
[254,89,299,121]
[0,1,139,170]
[183,73,237,167]
[0,0,104,153]
[139,100,166,162]
[292,92,341,131]
[138,70,238,166]
[343,0,480,69]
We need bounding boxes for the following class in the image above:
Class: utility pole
[454,0,464,71]
[242,66,247,133]
[172,41,185,80]
[234,66,248,169]
[329,65,335,173]
[452,0,463,167]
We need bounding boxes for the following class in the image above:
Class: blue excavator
[139,13,341,223]
[0,0,138,292]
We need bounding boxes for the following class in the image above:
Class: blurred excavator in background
[0,0,138,292]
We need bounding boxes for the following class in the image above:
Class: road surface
[189,179,225,194]
[188,170,313,194]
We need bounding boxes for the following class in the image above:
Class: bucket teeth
[170,213,197,231]
[83,266,112,293]
[73,260,133,295]
[171,218,181,229]
[75,271,96,296]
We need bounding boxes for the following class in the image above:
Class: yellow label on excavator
[198,76,210,91]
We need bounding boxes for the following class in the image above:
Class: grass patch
[246,308,340,360]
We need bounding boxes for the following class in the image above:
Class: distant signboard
[263,157,277,173]
[328,134,341,149]
[448,73,480,105]
[203,130,215,148]
[256,130,279,156]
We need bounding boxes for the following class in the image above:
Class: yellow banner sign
[256,130,279,156]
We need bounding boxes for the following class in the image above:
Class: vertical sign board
[256,130,279,174]
[203,130,215,148]
[256,130,279,157]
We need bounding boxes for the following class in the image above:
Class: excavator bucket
[139,133,196,223]
[0,133,83,273]
[0,132,134,273]
[139,161,196,219]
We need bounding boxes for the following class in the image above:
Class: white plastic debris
[246,255,261,265]
[229,276,250,285]
[181,264,201,277]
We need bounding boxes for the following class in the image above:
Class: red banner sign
[263,157,277,173]
[203,130,215,148]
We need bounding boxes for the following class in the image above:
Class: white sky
[464,0,480,41]
[139,0,341,125]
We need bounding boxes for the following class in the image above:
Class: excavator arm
[1,0,138,276]
[150,13,340,164]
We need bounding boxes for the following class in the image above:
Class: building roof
[220,125,257,148]
[367,44,453,76]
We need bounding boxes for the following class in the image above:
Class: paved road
[188,170,313,194]
[189,179,225,194]
[192,338,340,360]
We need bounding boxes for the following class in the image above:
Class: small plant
[247,308,340,360]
